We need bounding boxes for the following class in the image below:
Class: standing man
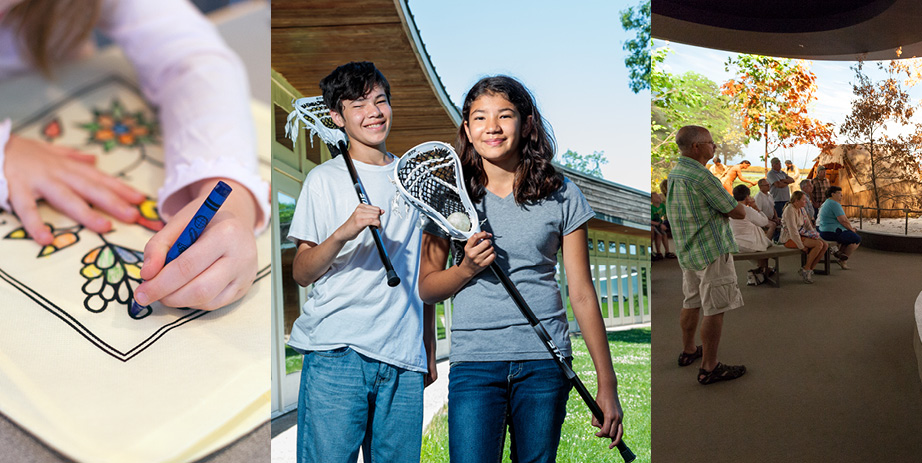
[766,157,795,220]
[667,125,747,385]
[811,165,830,211]
[720,160,756,193]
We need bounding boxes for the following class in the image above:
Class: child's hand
[459,231,494,277]
[133,179,259,311]
[4,135,145,245]
[593,385,625,450]
[333,204,383,243]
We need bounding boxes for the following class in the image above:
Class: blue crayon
[129,181,232,317]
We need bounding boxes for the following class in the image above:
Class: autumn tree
[619,0,651,93]
[651,46,748,189]
[722,55,835,168]
[557,149,608,178]
[841,60,922,221]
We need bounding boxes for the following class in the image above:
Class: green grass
[566,296,649,322]
[420,328,651,462]
[285,345,302,374]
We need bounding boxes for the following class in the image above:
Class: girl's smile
[464,92,528,169]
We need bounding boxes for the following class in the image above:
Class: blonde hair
[789,190,806,205]
[5,0,102,76]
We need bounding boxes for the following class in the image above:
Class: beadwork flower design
[80,241,149,319]
[81,100,155,151]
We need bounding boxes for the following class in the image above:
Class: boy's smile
[331,83,392,157]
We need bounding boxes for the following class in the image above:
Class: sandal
[665,252,677,258]
[698,362,746,385]
[678,345,702,367]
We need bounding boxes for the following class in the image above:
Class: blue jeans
[820,229,861,246]
[297,347,424,463]
[448,359,571,463]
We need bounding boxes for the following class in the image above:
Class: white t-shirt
[730,204,771,252]
[754,191,776,220]
[0,0,269,230]
[287,154,426,372]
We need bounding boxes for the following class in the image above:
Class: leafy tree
[619,0,650,93]
[841,60,922,221]
[557,149,608,178]
[651,46,747,189]
[722,55,835,168]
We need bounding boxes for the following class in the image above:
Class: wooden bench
[733,246,801,288]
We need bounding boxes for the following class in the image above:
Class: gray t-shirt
[425,178,594,362]
[766,169,792,202]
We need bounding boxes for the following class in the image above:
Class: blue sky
[655,39,922,170]
[408,0,650,192]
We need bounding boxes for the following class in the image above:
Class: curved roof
[653,0,922,60]
[272,0,649,235]
[271,0,460,155]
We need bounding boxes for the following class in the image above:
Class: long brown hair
[5,0,102,76]
[456,76,562,204]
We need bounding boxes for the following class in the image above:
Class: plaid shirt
[812,177,830,207]
[666,156,739,271]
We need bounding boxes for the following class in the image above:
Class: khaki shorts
[681,254,744,316]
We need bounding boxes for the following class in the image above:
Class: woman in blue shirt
[817,186,860,270]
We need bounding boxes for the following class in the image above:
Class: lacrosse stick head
[394,141,481,241]
[285,95,348,155]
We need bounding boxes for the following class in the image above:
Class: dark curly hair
[456,76,562,204]
[319,61,390,115]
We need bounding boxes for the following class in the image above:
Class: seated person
[800,179,816,222]
[755,178,782,240]
[730,185,773,278]
[780,191,828,284]
[651,192,674,260]
[817,186,860,270]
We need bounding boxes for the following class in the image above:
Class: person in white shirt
[0,0,268,311]
[730,185,774,277]
[754,178,781,240]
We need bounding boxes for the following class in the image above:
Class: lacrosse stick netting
[394,141,481,241]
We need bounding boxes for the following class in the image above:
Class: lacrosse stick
[286,96,400,287]
[394,141,635,462]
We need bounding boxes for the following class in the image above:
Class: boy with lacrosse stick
[287,61,436,463]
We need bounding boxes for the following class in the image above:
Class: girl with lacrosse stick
[418,75,624,461]
[0,0,267,311]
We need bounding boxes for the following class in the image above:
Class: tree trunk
[868,139,881,223]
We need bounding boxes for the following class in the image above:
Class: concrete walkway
[651,247,922,462]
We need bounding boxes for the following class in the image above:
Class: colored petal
[95,129,115,141]
[114,245,141,264]
[5,228,27,239]
[106,265,125,284]
[81,264,102,279]
[139,200,160,220]
[96,246,115,269]
[125,264,142,280]
[52,232,77,248]
[39,245,56,257]
[83,247,101,264]
[118,134,134,145]
[137,216,165,232]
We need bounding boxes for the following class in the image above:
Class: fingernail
[134,290,148,306]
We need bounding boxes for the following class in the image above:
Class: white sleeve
[97,0,269,233]
[745,205,768,227]
[0,118,10,211]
